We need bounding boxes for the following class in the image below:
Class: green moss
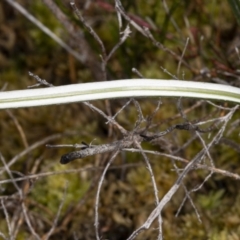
[31,163,90,215]
[1,0,240,239]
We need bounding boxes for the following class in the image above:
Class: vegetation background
[1,0,240,239]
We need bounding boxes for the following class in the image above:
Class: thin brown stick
[0,134,63,175]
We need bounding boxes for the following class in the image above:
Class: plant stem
[0,79,240,109]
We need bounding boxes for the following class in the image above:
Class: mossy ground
[0,1,240,239]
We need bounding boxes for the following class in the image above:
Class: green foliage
[28,2,65,53]
[31,163,90,214]
[209,229,240,240]
[197,189,225,210]
[228,0,240,25]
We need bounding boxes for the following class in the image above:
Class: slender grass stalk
[5,0,85,63]
[227,0,240,26]
[0,79,240,109]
